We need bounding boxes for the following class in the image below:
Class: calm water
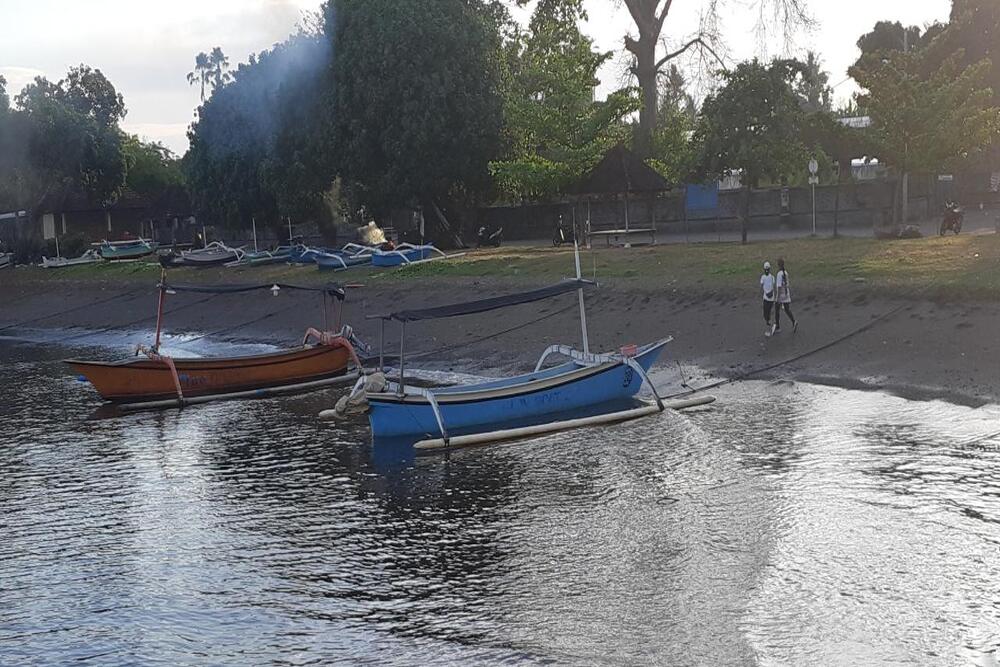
[2,335,1000,666]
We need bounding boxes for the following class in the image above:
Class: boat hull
[99,242,159,260]
[371,247,433,267]
[367,341,666,439]
[68,343,353,403]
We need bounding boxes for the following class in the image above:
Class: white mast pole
[252,217,258,252]
[574,239,590,355]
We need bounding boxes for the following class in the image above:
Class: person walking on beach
[761,261,776,336]
[774,257,797,333]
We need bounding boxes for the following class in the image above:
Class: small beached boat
[159,242,243,268]
[0,252,12,269]
[67,279,366,408]
[99,239,159,261]
[41,249,102,269]
[315,243,379,271]
[232,246,293,267]
[371,243,447,267]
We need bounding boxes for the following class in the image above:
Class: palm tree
[187,51,211,102]
[186,47,230,102]
[208,47,231,92]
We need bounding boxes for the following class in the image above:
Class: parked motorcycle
[476,224,503,248]
[940,201,964,236]
[552,216,575,247]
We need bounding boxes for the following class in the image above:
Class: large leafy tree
[327,0,504,217]
[849,44,1000,224]
[490,1,639,199]
[185,32,333,232]
[122,136,184,198]
[693,59,808,243]
[5,66,129,208]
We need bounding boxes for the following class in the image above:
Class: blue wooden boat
[366,339,669,439]
[332,245,676,450]
[371,243,445,267]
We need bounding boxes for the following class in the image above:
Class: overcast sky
[0,0,951,156]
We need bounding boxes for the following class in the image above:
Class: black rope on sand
[0,287,148,334]
[176,300,303,346]
[662,300,913,400]
[59,292,223,343]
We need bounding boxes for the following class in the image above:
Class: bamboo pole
[413,395,717,451]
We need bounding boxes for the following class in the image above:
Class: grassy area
[386,234,1000,300]
[9,233,1000,300]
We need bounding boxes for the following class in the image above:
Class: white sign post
[808,159,819,236]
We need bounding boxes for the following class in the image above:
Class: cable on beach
[663,299,914,399]
[0,288,148,334]
[58,292,224,344]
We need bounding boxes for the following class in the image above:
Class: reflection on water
[1,340,999,665]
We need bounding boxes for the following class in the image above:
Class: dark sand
[2,269,998,406]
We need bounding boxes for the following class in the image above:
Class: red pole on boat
[153,269,167,351]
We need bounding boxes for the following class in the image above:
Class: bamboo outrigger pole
[573,239,590,355]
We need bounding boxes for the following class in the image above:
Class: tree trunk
[635,41,658,158]
[741,183,750,245]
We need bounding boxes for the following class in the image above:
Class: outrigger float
[323,243,714,450]
[67,277,367,410]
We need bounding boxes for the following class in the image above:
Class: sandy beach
[3,238,999,407]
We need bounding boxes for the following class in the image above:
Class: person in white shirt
[760,261,776,336]
[774,257,798,333]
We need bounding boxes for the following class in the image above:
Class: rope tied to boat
[135,344,185,402]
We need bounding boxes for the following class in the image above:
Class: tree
[328,0,504,220]
[0,74,8,113]
[791,51,832,113]
[692,59,808,243]
[849,46,1000,226]
[622,0,811,157]
[122,136,183,198]
[12,68,129,206]
[187,47,230,102]
[490,1,639,198]
[185,32,334,233]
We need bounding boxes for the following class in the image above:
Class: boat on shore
[67,279,367,408]
[159,241,243,268]
[41,249,102,269]
[315,243,379,271]
[371,243,449,267]
[0,252,12,269]
[98,238,159,261]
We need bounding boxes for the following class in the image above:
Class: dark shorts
[763,300,775,322]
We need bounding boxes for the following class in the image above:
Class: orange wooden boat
[67,278,366,406]
[68,340,355,403]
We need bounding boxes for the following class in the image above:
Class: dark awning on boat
[160,281,345,299]
[369,279,594,322]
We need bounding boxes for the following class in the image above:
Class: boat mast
[573,239,590,355]
[153,269,167,351]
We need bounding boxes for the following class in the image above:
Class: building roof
[568,144,671,196]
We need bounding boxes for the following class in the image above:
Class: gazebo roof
[568,144,670,196]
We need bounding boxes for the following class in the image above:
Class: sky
[0,0,952,156]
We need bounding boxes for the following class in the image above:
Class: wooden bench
[586,227,656,247]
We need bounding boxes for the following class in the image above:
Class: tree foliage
[489,1,639,199]
[327,0,504,215]
[849,47,1000,176]
[0,65,129,209]
[184,32,334,231]
[693,59,808,242]
[187,47,231,102]
[122,136,184,198]
[694,59,807,186]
